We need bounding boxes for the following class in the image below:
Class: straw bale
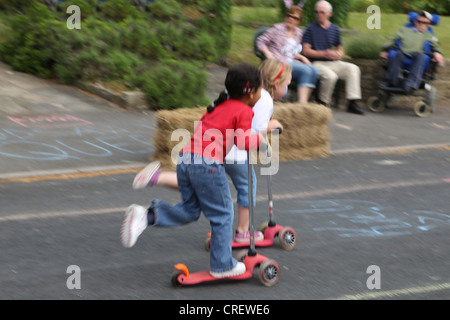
[150,102,332,169]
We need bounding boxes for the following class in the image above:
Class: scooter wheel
[258,259,280,287]
[171,271,184,288]
[204,237,211,252]
[279,227,297,251]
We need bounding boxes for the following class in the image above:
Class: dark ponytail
[207,63,261,113]
[225,63,261,100]
[207,90,229,113]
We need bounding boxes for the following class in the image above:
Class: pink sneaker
[132,161,161,190]
[234,230,264,243]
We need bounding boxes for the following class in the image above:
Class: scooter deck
[175,254,269,286]
[231,225,284,248]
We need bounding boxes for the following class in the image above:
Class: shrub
[0,0,34,11]
[345,32,383,59]
[351,0,375,13]
[0,0,233,110]
[107,49,143,81]
[98,0,139,21]
[140,60,209,109]
[147,0,184,21]
[232,0,277,6]
[57,0,97,19]
[0,3,56,78]
[121,18,165,58]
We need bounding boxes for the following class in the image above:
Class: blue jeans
[386,51,427,90]
[291,61,319,89]
[224,162,256,208]
[148,153,236,273]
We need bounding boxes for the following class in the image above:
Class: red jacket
[182,99,260,163]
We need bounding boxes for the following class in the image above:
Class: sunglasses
[286,14,300,21]
[417,19,431,25]
[315,10,327,15]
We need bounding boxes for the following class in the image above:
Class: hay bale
[272,102,332,160]
[150,102,332,169]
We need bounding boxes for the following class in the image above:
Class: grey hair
[315,0,333,13]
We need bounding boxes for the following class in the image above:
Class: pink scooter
[172,149,280,287]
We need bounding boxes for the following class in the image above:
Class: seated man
[302,0,364,115]
[380,10,445,94]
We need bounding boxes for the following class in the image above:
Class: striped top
[302,21,342,61]
[256,23,304,63]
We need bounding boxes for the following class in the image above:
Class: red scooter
[172,147,281,287]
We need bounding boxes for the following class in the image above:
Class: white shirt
[224,88,274,164]
[282,38,302,63]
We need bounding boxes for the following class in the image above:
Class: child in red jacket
[121,63,268,278]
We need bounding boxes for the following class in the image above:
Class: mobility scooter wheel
[414,101,431,117]
[367,95,386,113]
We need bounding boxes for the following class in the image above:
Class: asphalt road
[1,61,449,303]
[1,148,449,300]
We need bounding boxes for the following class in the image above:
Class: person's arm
[266,119,283,133]
[301,26,322,59]
[433,51,445,66]
[256,26,278,60]
[380,27,403,58]
[234,109,260,151]
[302,43,327,59]
[295,53,312,65]
[428,36,445,66]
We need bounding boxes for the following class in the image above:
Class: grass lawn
[228,8,450,65]
[343,12,450,53]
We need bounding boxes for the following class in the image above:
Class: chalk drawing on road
[7,114,93,128]
[1,114,153,161]
[289,199,450,238]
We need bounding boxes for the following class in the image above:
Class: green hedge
[376,0,450,15]
[345,32,383,59]
[0,0,231,110]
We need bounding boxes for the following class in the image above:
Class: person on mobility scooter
[368,11,445,117]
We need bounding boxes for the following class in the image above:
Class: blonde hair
[259,59,293,98]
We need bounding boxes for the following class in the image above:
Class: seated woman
[256,6,318,103]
